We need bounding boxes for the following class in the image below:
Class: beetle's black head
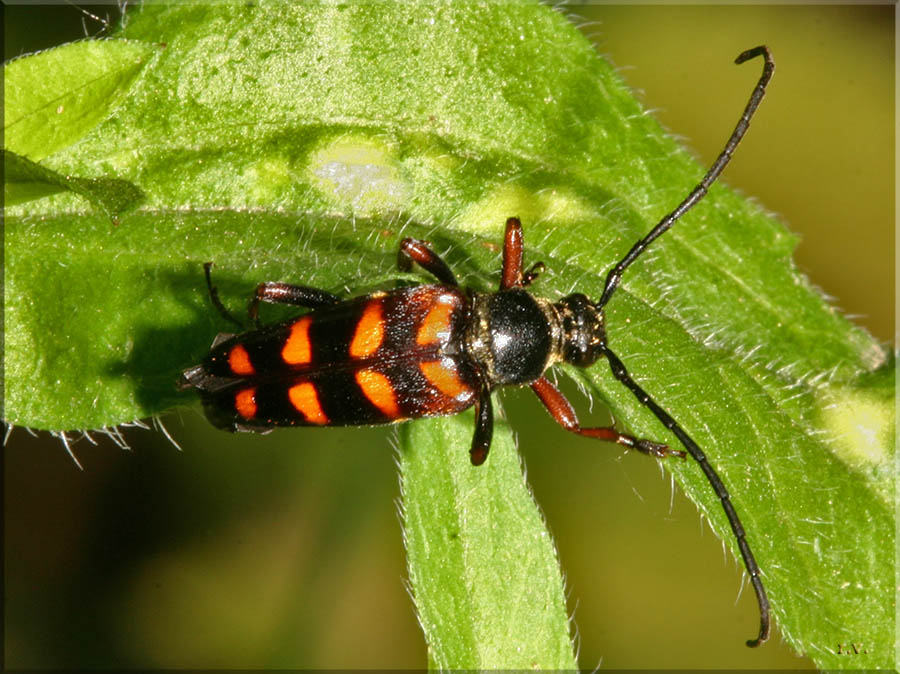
[556,293,606,368]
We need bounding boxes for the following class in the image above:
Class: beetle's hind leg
[203,263,244,328]
[530,376,686,459]
[202,263,341,328]
[249,282,341,325]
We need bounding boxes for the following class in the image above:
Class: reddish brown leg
[500,217,544,290]
[530,376,686,459]
[202,263,341,329]
[398,238,458,286]
[249,282,340,325]
[500,217,525,289]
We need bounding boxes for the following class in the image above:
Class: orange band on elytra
[349,300,384,359]
[416,301,455,345]
[288,381,328,424]
[355,369,400,418]
[228,344,255,375]
[282,317,313,365]
[420,360,469,399]
[234,387,258,419]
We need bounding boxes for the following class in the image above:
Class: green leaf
[4,2,892,670]
[401,415,575,670]
[4,149,144,215]
[4,38,158,160]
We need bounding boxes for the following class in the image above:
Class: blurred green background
[5,4,892,669]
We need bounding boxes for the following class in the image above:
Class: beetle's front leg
[530,376,686,459]
[500,217,544,290]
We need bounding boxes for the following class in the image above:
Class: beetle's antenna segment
[596,46,774,310]
[595,47,775,647]
[604,349,770,647]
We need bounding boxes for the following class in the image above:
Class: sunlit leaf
[4,2,891,669]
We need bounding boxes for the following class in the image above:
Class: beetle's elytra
[180,46,775,648]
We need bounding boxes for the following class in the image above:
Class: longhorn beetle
[180,46,774,647]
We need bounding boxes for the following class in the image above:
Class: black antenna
[604,350,770,647]
[597,46,775,648]
[597,46,774,311]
